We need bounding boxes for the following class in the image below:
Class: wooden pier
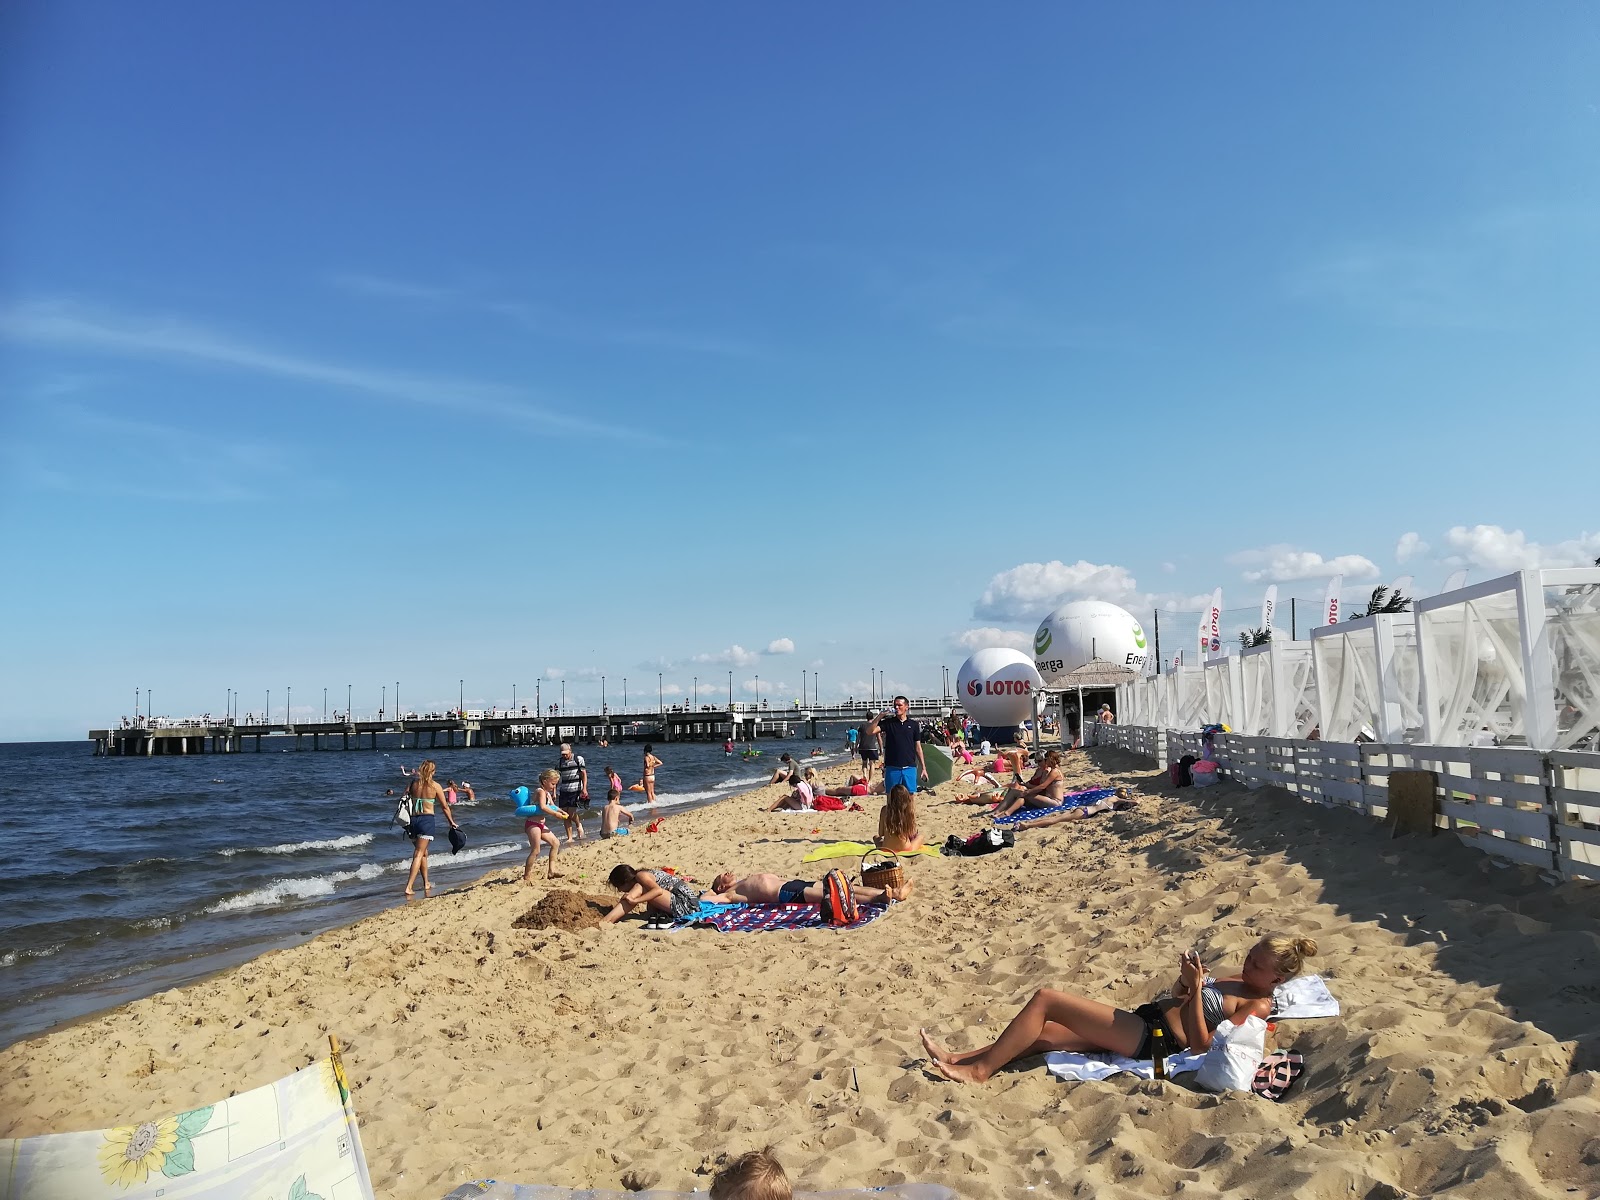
[89,699,954,757]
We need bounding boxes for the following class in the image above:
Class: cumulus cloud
[1230,545,1380,584]
[691,644,762,668]
[1441,524,1600,571]
[952,627,1034,653]
[764,638,795,655]
[1395,532,1429,563]
[974,559,1142,621]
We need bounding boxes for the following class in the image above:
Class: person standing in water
[642,743,663,813]
[403,759,460,897]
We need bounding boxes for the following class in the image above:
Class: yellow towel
[802,841,941,863]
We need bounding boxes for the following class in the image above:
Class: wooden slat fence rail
[1089,723,1600,884]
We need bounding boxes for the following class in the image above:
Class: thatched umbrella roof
[1048,659,1139,690]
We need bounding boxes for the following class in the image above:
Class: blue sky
[2,4,1598,740]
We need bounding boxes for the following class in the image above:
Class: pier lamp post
[287,686,292,727]
[381,686,386,720]
[513,683,517,712]
[347,684,352,723]
[395,682,400,721]
[658,673,663,714]
[147,689,152,721]
[459,679,463,716]
[135,687,139,721]
[323,688,327,722]
[755,674,761,710]
[693,676,697,708]
[602,676,606,712]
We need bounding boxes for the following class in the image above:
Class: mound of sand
[512,890,614,932]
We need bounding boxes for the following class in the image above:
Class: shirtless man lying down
[705,870,914,905]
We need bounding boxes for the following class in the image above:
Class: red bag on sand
[820,869,859,926]
[812,795,846,811]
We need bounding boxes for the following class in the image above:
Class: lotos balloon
[956,648,1044,727]
[1032,600,1149,686]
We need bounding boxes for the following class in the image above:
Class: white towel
[1044,1049,1206,1082]
[1271,973,1340,1019]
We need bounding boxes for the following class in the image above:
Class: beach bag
[448,826,467,854]
[1192,760,1219,788]
[860,848,905,892]
[944,828,1014,857]
[394,796,415,838]
[1170,755,1196,788]
[1194,1015,1268,1093]
[820,869,859,926]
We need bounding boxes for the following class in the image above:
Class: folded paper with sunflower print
[0,1053,374,1199]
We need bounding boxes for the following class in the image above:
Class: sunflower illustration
[97,1116,180,1188]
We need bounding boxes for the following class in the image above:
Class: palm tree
[1353,585,1412,618]
[1238,627,1272,648]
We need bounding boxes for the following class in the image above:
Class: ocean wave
[0,944,64,968]
[204,844,518,913]
[220,833,375,858]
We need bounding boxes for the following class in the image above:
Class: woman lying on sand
[601,864,702,924]
[820,774,883,798]
[1014,786,1138,828]
[706,870,914,905]
[874,783,924,853]
[920,933,1317,1083]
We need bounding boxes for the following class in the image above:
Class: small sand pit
[512,890,614,932]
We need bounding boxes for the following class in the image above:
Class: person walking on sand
[403,759,461,896]
[856,718,880,788]
[642,743,663,813]
[555,742,589,843]
[522,768,566,883]
[866,696,928,794]
[918,933,1317,1084]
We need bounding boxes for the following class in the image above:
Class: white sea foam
[220,833,374,857]
[132,916,175,931]
[0,944,63,968]
[205,843,520,913]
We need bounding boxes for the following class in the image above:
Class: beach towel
[700,901,889,933]
[1043,1048,1307,1102]
[443,1185,956,1200]
[802,840,942,863]
[0,1038,373,1199]
[1270,974,1341,1019]
[991,788,1118,826]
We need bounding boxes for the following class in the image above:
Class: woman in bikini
[641,744,663,814]
[874,783,924,853]
[522,768,565,883]
[991,750,1067,818]
[919,932,1318,1083]
[403,759,461,896]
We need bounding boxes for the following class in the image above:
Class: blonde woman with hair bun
[921,932,1317,1084]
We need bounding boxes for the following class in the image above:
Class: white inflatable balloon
[1032,600,1150,685]
[956,648,1043,727]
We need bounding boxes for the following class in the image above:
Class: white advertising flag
[1197,605,1210,661]
[1323,574,1344,626]
[1208,589,1223,656]
[1260,585,1278,637]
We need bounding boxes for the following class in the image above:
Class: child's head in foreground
[711,1146,790,1200]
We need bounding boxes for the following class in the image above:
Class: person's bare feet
[930,1058,987,1084]
[920,1027,956,1064]
[403,889,415,897]
[548,870,564,879]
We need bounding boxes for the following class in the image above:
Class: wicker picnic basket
[860,848,905,892]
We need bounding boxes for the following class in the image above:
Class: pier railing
[1088,722,1600,884]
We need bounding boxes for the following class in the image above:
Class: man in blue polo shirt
[866,695,928,794]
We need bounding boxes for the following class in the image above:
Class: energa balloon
[1032,600,1149,686]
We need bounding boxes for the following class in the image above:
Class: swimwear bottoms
[412,813,438,841]
[777,879,810,904]
[860,747,880,761]
[884,765,919,795]
[1130,1002,1171,1060]
[524,818,548,833]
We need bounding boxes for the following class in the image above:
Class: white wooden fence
[1088,722,1600,883]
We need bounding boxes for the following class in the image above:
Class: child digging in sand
[711,1147,790,1200]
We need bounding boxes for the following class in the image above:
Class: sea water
[0,730,855,1048]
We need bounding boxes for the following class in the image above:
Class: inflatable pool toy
[512,785,565,819]
[628,783,645,792]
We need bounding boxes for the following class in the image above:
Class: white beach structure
[1311,614,1418,743]
[1238,638,1320,738]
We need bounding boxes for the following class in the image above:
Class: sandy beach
[5,747,1599,1199]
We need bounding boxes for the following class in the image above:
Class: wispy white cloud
[764,637,795,655]
[952,627,1033,653]
[0,300,670,445]
[691,644,763,669]
[974,559,1143,621]
[1229,545,1380,584]
[1440,524,1600,571]
[1395,532,1430,564]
